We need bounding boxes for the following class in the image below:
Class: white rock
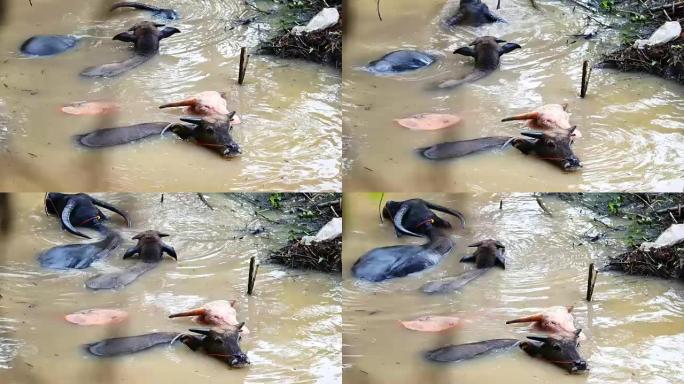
[633,21,682,49]
[292,8,339,35]
[302,217,342,245]
[639,224,684,251]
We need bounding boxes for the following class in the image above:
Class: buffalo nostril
[575,360,587,370]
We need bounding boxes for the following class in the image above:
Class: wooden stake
[238,47,250,85]
[586,263,598,301]
[580,60,592,98]
[247,256,258,295]
[497,0,501,9]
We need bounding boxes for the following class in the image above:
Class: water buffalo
[81,21,180,77]
[418,127,582,172]
[180,325,250,368]
[85,325,249,368]
[436,36,520,89]
[75,113,241,158]
[351,199,465,282]
[421,239,505,294]
[426,330,587,373]
[85,230,177,290]
[445,0,505,27]
[366,50,436,74]
[45,193,131,239]
[110,2,179,20]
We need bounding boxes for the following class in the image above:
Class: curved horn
[227,111,236,120]
[392,203,422,238]
[501,111,541,122]
[495,240,506,249]
[526,335,550,342]
[520,131,545,139]
[159,98,197,109]
[180,117,202,125]
[574,328,582,337]
[169,309,206,318]
[495,39,506,43]
[188,329,212,336]
[506,314,544,324]
[468,241,483,247]
[158,232,170,237]
[154,23,166,28]
[60,199,91,239]
[424,201,466,228]
[89,197,131,227]
[237,322,246,331]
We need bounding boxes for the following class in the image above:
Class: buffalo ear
[159,27,181,40]
[113,32,136,43]
[468,241,483,248]
[453,47,476,57]
[499,43,521,56]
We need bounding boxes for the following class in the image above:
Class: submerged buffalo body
[85,332,179,357]
[367,50,435,74]
[352,199,465,282]
[38,232,122,269]
[20,35,79,56]
[110,1,179,20]
[425,339,519,362]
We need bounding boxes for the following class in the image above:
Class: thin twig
[377,0,382,21]
[197,193,214,210]
[535,195,552,216]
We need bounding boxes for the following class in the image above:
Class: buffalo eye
[553,344,561,351]
[212,336,222,344]
[545,140,557,149]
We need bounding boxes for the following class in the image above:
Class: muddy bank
[258,0,342,67]
[230,193,343,272]
[556,193,684,278]
[597,0,683,83]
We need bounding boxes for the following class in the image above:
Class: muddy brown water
[0,1,341,192]
[343,0,684,192]
[0,193,341,383]
[342,193,684,384]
